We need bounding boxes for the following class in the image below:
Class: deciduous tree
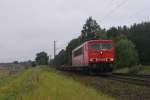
[115,39,138,68]
[35,52,49,65]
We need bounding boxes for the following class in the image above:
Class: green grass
[0,67,113,100]
[113,67,129,74]
[0,70,9,78]
[138,65,150,74]
[113,65,150,75]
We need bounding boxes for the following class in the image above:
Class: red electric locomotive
[72,40,115,72]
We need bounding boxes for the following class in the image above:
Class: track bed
[61,70,150,100]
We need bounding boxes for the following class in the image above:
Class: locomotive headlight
[90,59,93,62]
[110,58,114,61]
[106,58,108,61]
[89,58,96,62]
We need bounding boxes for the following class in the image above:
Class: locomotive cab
[72,40,115,72]
[88,40,114,64]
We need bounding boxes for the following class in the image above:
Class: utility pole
[49,55,52,65]
[49,55,52,62]
[54,40,56,59]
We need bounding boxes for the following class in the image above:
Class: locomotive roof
[72,40,113,52]
[87,40,113,43]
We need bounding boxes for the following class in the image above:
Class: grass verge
[0,67,113,100]
[113,65,150,75]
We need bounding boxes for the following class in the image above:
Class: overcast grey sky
[0,0,149,62]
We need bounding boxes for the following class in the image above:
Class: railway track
[107,73,150,87]
[57,66,150,87]
[65,71,150,87]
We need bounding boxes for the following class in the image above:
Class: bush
[31,61,36,67]
[129,65,143,74]
[115,39,139,68]
[35,52,49,65]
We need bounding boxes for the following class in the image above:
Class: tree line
[32,17,150,70]
[51,17,150,69]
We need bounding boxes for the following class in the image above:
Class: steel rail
[108,73,150,87]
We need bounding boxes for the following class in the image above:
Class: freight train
[59,40,115,72]
[71,40,115,72]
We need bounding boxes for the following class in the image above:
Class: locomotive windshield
[90,43,112,50]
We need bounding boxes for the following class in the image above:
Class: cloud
[0,0,149,62]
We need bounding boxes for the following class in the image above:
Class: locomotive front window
[90,43,112,50]
[102,43,112,50]
[90,44,100,50]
